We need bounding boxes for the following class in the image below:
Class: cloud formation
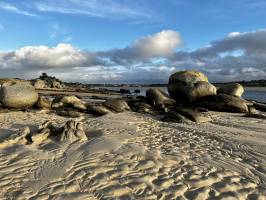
[0,2,37,17]
[33,0,151,19]
[0,29,266,83]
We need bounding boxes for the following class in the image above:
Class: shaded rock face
[87,105,112,116]
[194,94,249,113]
[168,70,216,105]
[161,112,191,124]
[129,101,154,114]
[103,99,131,113]
[217,83,244,97]
[36,96,52,109]
[176,108,212,123]
[146,88,176,110]
[0,82,39,109]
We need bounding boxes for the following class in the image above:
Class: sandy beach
[0,109,265,199]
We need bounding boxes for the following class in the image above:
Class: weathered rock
[252,101,266,112]
[217,83,244,97]
[52,80,62,89]
[195,94,249,113]
[60,121,87,142]
[168,70,216,105]
[176,108,212,123]
[103,99,131,112]
[34,79,47,89]
[0,82,39,109]
[146,88,176,110]
[57,110,84,118]
[129,101,154,114]
[53,95,87,110]
[161,112,191,123]
[87,105,112,116]
[36,96,52,109]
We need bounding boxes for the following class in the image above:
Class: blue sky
[0,0,266,83]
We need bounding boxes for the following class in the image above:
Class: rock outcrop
[168,70,216,105]
[0,82,39,109]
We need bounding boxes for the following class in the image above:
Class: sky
[0,0,266,83]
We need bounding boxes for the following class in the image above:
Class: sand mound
[0,111,265,199]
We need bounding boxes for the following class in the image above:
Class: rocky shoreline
[0,70,266,199]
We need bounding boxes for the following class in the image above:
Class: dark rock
[161,112,191,123]
[57,110,84,118]
[129,101,154,114]
[103,99,131,112]
[252,102,266,112]
[87,105,112,116]
[194,94,249,113]
[176,108,212,123]
[146,88,176,110]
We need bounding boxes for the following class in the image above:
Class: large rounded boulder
[168,70,216,105]
[194,94,248,113]
[0,82,39,109]
[217,83,244,97]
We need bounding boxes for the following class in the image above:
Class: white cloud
[33,0,151,19]
[0,2,37,17]
[0,29,266,82]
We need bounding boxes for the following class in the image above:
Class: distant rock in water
[217,83,244,97]
[168,70,216,105]
[0,81,39,109]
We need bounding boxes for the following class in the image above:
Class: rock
[161,112,191,123]
[53,95,87,111]
[129,101,154,114]
[168,70,216,105]
[217,83,244,97]
[195,94,249,113]
[36,96,52,109]
[87,105,112,116]
[134,89,141,93]
[0,82,39,109]
[176,108,212,123]
[103,99,131,112]
[52,80,62,89]
[252,102,266,112]
[57,110,84,118]
[60,121,87,142]
[146,88,176,110]
[34,79,47,89]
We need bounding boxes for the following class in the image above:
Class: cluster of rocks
[32,73,63,89]
[1,70,266,127]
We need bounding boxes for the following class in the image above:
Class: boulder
[194,94,249,113]
[53,95,87,111]
[161,112,191,124]
[60,121,87,142]
[0,82,39,109]
[103,99,131,112]
[36,96,52,109]
[176,108,212,123]
[34,79,47,89]
[146,88,176,110]
[129,101,154,114]
[168,70,216,105]
[217,83,244,97]
[87,105,112,116]
[57,110,84,118]
[52,81,62,89]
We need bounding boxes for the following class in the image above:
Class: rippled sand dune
[0,111,265,199]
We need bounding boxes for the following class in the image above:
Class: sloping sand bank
[0,111,265,199]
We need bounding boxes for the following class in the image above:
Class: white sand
[0,110,266,199]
